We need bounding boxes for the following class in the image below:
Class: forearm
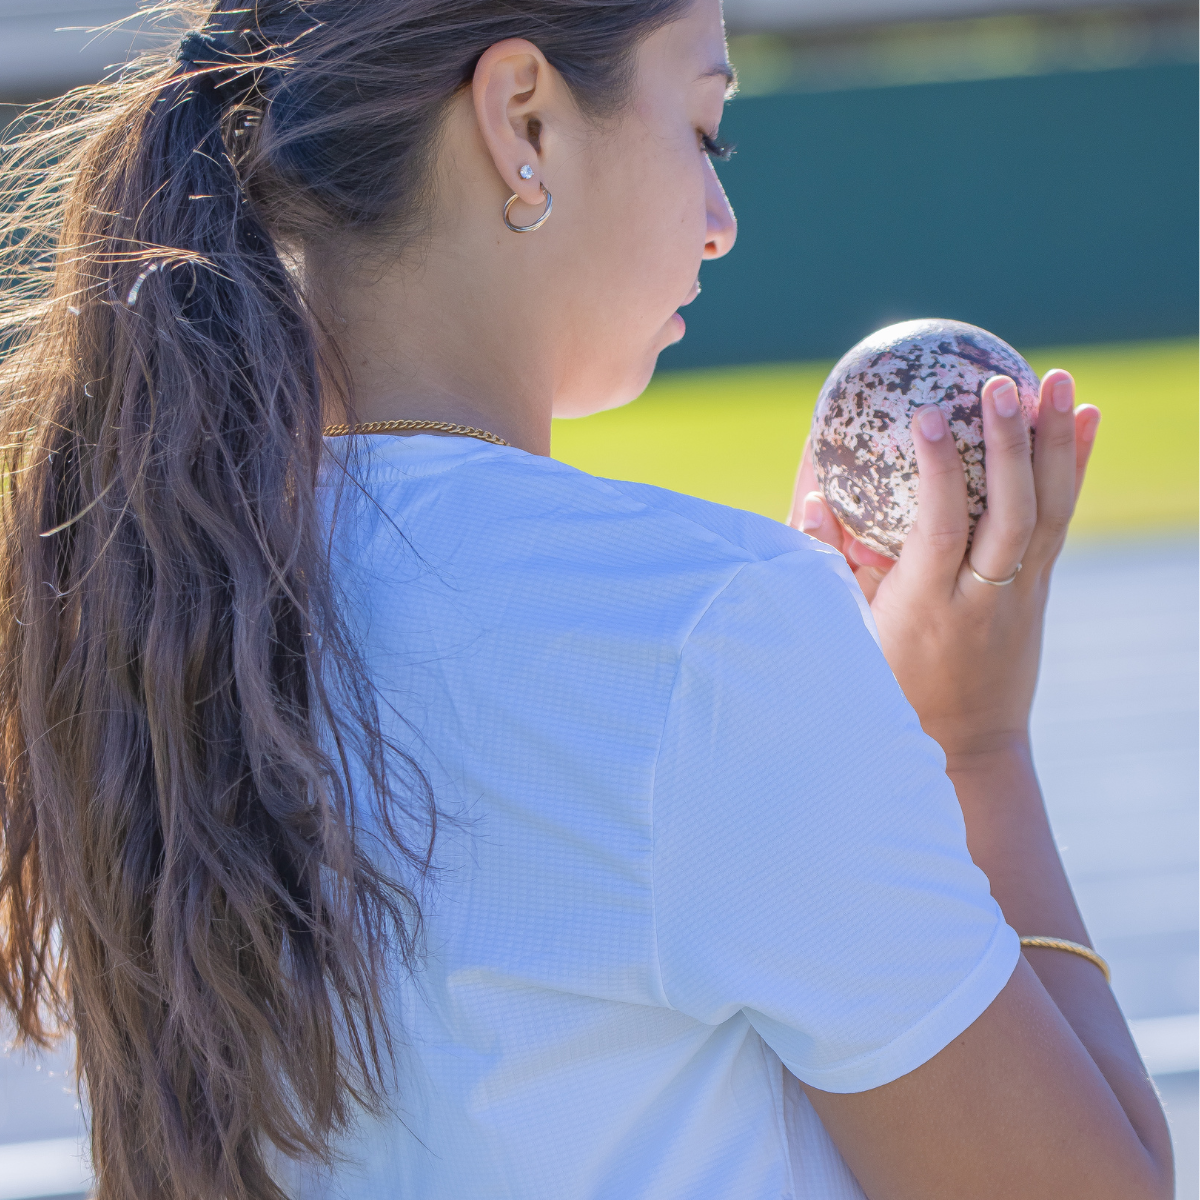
[945,739,1174,1191]
[944,736,1085,940]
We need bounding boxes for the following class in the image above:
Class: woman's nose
[704,163,737,260]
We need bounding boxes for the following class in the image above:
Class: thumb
[789,436,818,527]
[793,490,846,555]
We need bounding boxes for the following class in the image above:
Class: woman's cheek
[647,152,709,287]
[583,142,707,333]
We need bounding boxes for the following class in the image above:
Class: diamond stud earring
[518,164,534,180]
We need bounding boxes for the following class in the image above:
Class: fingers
[1021,369,1080,567]
[852,561,888,604]
[844,535,895,603]
[791,431,898,577]
[968,375,1037,582]
[845,536,896,572]
[790,436,818,527]
[1073,404,1101,504]
[796,491,845,553]
[793,484,898,604]
[895,404,970,594]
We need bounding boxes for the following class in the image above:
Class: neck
[332,377,547,455]
[314,231,556,457]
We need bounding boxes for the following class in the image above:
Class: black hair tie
[175,27,271,112]
[176,30,238,68]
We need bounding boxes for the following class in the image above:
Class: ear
[472,39,555,207]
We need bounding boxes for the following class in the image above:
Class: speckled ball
[810,318,1040,559]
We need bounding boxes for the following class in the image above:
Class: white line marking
[1130,1012,1200,1077]
[0,1136,90,1200]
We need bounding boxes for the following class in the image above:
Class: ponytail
[0,1,689,1195]
[0,18,430,1200]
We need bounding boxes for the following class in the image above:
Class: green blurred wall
[663,63,1197,369]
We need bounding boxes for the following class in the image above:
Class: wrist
[927,726,1033,775]
[937,734,1086,941]
[940,732,1045,843]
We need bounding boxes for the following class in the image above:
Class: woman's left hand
[788,370,1101,760]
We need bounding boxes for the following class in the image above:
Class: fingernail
[1083,410,1101,442]
[801,495,823,532]
[917,406,945,441]
[1052,376,1073,413]
[993,379,1019,418]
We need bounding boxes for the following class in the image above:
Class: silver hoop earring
[503,185,553,234]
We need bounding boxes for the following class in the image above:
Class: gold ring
[968,561,1022,586]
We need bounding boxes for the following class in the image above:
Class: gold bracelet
[1019,936,1111,983]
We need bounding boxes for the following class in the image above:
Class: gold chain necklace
[322,419,510,447]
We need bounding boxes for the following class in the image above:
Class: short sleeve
[650,547,1019,1094]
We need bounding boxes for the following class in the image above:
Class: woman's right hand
[789,371,1101,760]
[787,379,1175,1200]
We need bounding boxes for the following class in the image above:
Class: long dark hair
[0,1,688,1196]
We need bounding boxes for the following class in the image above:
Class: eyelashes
[701,132,735,162]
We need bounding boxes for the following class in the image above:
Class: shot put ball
[810,318,1040,560]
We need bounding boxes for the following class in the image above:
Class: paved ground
[1032,533,1199,1198]
[1035,535,1198,1025]
[2,533,1196,1198]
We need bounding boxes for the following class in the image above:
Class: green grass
[551,338,1198,539]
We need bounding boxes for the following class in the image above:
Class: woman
[0,1,1172,1197]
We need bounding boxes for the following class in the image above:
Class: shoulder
[496,451,880,636]
[496,449,867,599]
[332,436,872,632]
[336,434,799,559]
[588,473,809,563]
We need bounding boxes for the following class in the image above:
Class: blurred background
[1,2,1196,1198]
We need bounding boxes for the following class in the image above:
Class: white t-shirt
[283,434,1018,1199]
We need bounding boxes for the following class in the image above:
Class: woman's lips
[668,281,701,340]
